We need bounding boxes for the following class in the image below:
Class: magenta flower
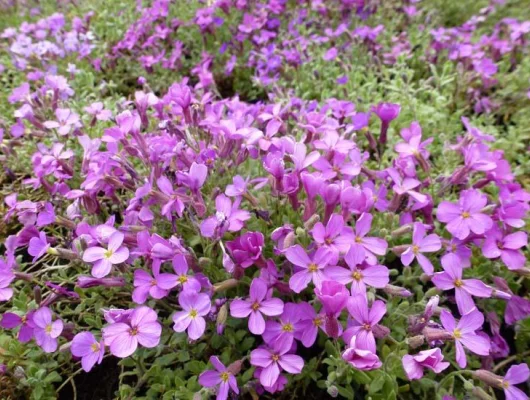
[250,340,304,388]
[0,311,35,342]
[33,307,63,353]
[437,189,493,240]
[325,246,389,295]
[200,194,251,238]
[43,108,80,136]
[28,231,50,262]
[0,268,15,301]
[172,291,211,340]
[500,364,529,400]
[297,302,326,348]
[310,213,354,259]
[482,227,527,270]
[71,332,105,372]
[344,296,386,353]
[199,356,239,400]
[401,222,442,275]
[84,102,112,121]
[177,162,208,194]
[342,336,382,370]
[315,281,349,316]
[230,278,284,335]
[284,246,332,293]
[156,176,185,219]
[440,309,490,368]
[83,231,130,278]
[132,268,173,304]
[350,213,388,265]
[402,348,449,380]
[102,306,162,358]
[432,254,492,315]
[262,303,303,350]
[225,232,264,269]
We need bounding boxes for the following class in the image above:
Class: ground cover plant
[0,0,529,399]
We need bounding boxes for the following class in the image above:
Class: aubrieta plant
[0,0,529,400]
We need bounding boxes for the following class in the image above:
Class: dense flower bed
[0,1,529,399]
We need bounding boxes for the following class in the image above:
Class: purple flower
[82,231,130,278]
[437,189,493,240]
[250,340,304,388]
[350,213,388,264]
[315,281,349,316]
[501,364,529,400]
[310,214,354,259]
[103,306,162,358]
[402,348,449,380]
[297,302,326,347]
[285,246,332,293]
[198,356,239,400]
[432,254,492,315]
[440,309,490,368]
[132,268,172,304]
[28,231,50,262]
[344,295,386,353]
[262,303,303,350]
[172,291,211,340]
[401,222,441,275]
[0,311,35,342]
[482,227,527,270]
[33,307,63,353]
[71,332,105,372]
[342,336,382,370]
[43,108,80,136]
[230,278,284,335]
[325,246,389,295]
[225,232,264,269]
[200,194,251,238]
[84,102,112,121]
[371,102,400,144]
[0,268,15,301]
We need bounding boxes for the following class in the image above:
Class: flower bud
[33,286,41,305]
[422,327,453,342]
[304,215,320,231]
[216,303,228,334]
[391,224,413,238]
[383,284,412,297]
[198,257,211,268]
[373,324,390,339]
[472,370,504,389]
[227,359,243,375]
[214,279,239,292]
[56,248,79,260]
[406,335,425,349]
[327,386,339,398]
[391,245,409,256]
[472,387,494,400]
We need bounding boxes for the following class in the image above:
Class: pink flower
[250,341,304,388]
[43,108,80,136]
[500,364,529,400]
[432,254,492,315]
[198,356,239,400]
[83,231,130,278]
[230,278,284,335]
[102,306,162,358]
[482,227,527,270]
[325,246,389,295]
[400,222,441,275]
[28,231,50,262]
[350,213,388,265]
[440,309,490,368]
[33,307,63,353]
[402,348,449,380]
[284,246,332,293]
[200,194,251,238]
[437,189,493,240]
[310,213,354,259]
[0,268,15,301]
[172,291,211,340]
[71,332,105,372]
[342,336,382,370]
[343,295,386,353]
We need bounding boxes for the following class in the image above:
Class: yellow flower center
[453,328,462,339]
[220,371,230,382]
[282,323,294,332]
[104,249,114,259]
[355,236,363,243]
[91,343,100,353]
[189,309,198,318]
[325,238,333,245]
[178,275,188,284]
[352,271,362,281]
[412,245,420,255]
[501,380,510,389]
[150,279,157,286]
[271,354,280,362]
[462,212,470,219]
[45,324,52,334]
[251,302,260,311]
[454,279,463,288]
[363,323,371,331]
[308,263,318,273]
[313,317,323,327]
[130,327,138,336]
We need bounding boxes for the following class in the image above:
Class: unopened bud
[422,327,453,342]
[216,303,228,334]
[513,267,530,277]
[34,286,42,305]
[406,335,425,349]
[56,248,79,260]
[327,385,339,398]
[391,224,413,238]
[283,232,296,249]
[472,386,494,400]
[295,227,306,237]
[198,257,211,268]
[384,284,412,298]
[391,245,410,256]
[419,273,431,284]
[463,379,475,391]
[227,360,243,375]
[373,324,390,339]
[472,370,504,389]
[14,366,25,379]
[55,215,76,230]
[424,287,440,297]
[214,279,238,292]
[59,342,72,352]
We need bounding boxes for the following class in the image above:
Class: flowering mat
[0,0,529,399]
